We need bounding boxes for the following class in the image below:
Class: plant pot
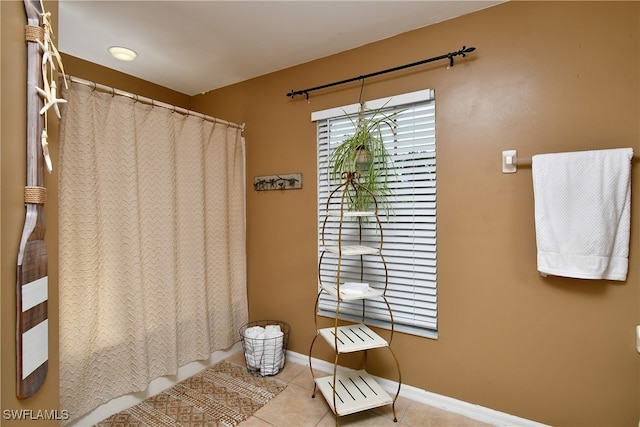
[355,145,372,172]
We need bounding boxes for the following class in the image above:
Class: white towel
[261,325,284,376]
[243,326,265,370]
[532,148,633,281]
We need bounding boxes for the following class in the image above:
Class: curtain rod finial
[461,46,476,56]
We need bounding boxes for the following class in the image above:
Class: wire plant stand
[309,172,401,424]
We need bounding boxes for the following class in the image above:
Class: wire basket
[239,320,290,376]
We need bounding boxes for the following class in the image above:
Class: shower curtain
[58,83,248,420]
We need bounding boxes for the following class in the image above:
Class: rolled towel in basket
[244,326,265,371]
[261,325,284,376]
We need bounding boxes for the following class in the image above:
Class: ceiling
[58,1,503,96]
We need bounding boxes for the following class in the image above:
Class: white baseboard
[286,350,549,427]
[67,342,243,427]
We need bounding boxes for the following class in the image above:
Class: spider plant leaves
[328,105,400,214]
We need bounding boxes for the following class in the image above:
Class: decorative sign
[254,173,302,191]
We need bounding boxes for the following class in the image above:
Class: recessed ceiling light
[108,46,137,61]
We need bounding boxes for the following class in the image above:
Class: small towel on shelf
[532,148,633,281]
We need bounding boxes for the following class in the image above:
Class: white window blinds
[314,89,438,338]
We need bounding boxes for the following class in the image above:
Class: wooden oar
[16,0,48,399]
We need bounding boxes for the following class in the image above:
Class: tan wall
[2,1,638,426]
[192,2,640,426]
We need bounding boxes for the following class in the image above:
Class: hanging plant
[329,103,400,213]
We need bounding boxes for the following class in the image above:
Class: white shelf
[322,245,379,256]
[318,324,388,353]
[321,284,384,301]
[327,210,376,217]
[315,370,393,416]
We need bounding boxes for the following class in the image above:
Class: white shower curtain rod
[66,76,245,131]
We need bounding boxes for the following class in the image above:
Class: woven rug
[95,360,286,427]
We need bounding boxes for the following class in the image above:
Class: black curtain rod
[286,45,476,99]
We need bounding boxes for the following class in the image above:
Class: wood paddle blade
[17,0,49,399]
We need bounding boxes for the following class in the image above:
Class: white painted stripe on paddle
[22,276,48,312]
[22,319,48,379]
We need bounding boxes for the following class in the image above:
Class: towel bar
[502,149,636,173]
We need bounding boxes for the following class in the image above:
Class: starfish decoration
[36,80,66,119]
[38,9,67,88]
[30,1,67,172]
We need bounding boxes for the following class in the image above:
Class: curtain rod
[66,76,246,131]
[286,45,476,99]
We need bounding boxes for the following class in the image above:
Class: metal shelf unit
[310,173,401,424]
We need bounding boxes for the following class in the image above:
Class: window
[313,89,437,338]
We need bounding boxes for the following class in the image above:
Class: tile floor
[224,352,492,427]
